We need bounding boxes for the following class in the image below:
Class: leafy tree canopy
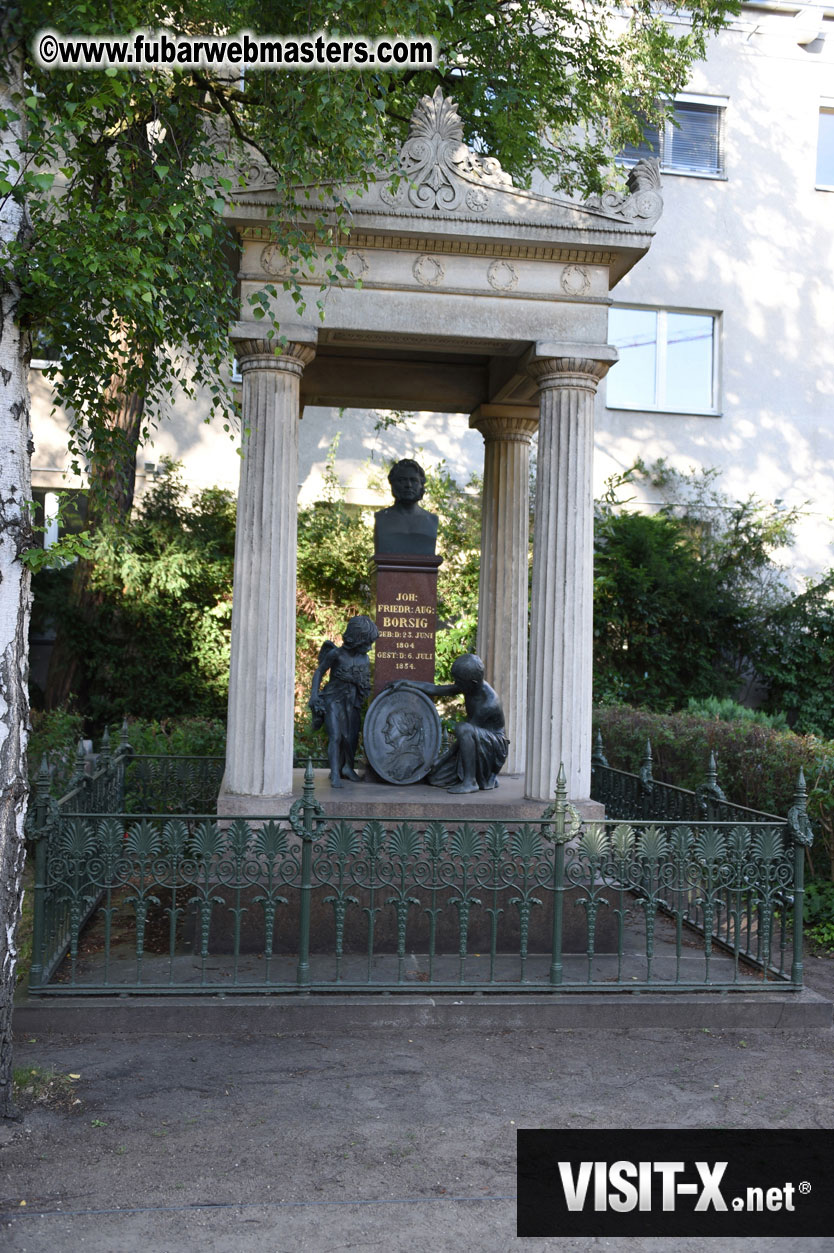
[3,0,737,514]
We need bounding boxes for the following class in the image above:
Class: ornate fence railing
[590,732,814,982]
[123,754,226,814]
[27,747,812,995]
[589,733,785,827]
[26,727,134,988]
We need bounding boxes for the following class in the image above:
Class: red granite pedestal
[372,553,443,697]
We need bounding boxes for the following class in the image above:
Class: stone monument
[371,459,443,696]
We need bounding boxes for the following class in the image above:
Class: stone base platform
[219,768,604,822]
[14,989,833,1034]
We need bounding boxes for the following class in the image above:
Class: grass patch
[12,1066,82,1113]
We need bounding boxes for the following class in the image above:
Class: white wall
[594,9,834,580]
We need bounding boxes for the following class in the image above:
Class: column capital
[234,338,317,377]
[526,343,617,394]
[469,404,539,444]
[528,356,614,392]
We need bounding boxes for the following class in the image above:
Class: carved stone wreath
[487,260,519,292]
[260,244,293,278]
[560,264,591,297]
[412,254,446,287]
[344,250,369,282]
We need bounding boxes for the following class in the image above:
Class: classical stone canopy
[220,91,662,809]
[227,88,662,413]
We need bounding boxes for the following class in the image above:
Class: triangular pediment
[232,88,663,238]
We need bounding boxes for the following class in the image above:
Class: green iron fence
[590,732,814,989]
[26,726,134,989]
[27,739,813,995]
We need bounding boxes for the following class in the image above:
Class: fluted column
[222,339,316,803]
[469,405,538,775]
[525,356,611,802]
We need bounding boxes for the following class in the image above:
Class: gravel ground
[2,954,833,1252]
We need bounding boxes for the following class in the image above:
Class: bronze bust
[373,459,439,556]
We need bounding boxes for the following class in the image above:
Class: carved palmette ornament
[590,159,663,225]
[398,87,513,212]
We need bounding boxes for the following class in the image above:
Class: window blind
[665,103,722,175]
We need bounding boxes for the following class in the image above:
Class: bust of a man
[373,459,439,556]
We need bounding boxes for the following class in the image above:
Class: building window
[30,329,61,371]
[620,97,725,177]
[31,489,88,552]
[606,307,719,415]
[817,105,834,189]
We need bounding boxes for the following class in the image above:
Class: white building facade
[591,2,834,578]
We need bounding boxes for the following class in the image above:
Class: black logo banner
[518,1129,834,1237]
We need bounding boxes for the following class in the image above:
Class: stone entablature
[243,246,610,304]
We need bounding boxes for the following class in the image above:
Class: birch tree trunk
[0,54,32,1121]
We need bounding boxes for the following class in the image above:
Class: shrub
[594,704,834,880]
[594,704,816,810]
[27,706,86,798]
[804,881,834,950]
[31,461,235,727]
[594,509,741,708]
[114,716,226,758]
[593,461,803,712]
[752,572,834,738]
[684,696,789,731]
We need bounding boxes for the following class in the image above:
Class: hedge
[594,705,834,880]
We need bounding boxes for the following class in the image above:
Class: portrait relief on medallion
[412,254,446,288]
[560,264,592,297]
[487,260,519,293]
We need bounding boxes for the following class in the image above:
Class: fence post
[68,738,89,811]
[549,764,568,987]
[28,755,51,990]
[591,730,608,770]
[696,751,726,821]
[639,739,654,819]
[590,732,608,807]
[116,718,132,809]
[296,760,316,991]
[787,768,813,989]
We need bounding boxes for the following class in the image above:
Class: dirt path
[2,956,833,1252]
